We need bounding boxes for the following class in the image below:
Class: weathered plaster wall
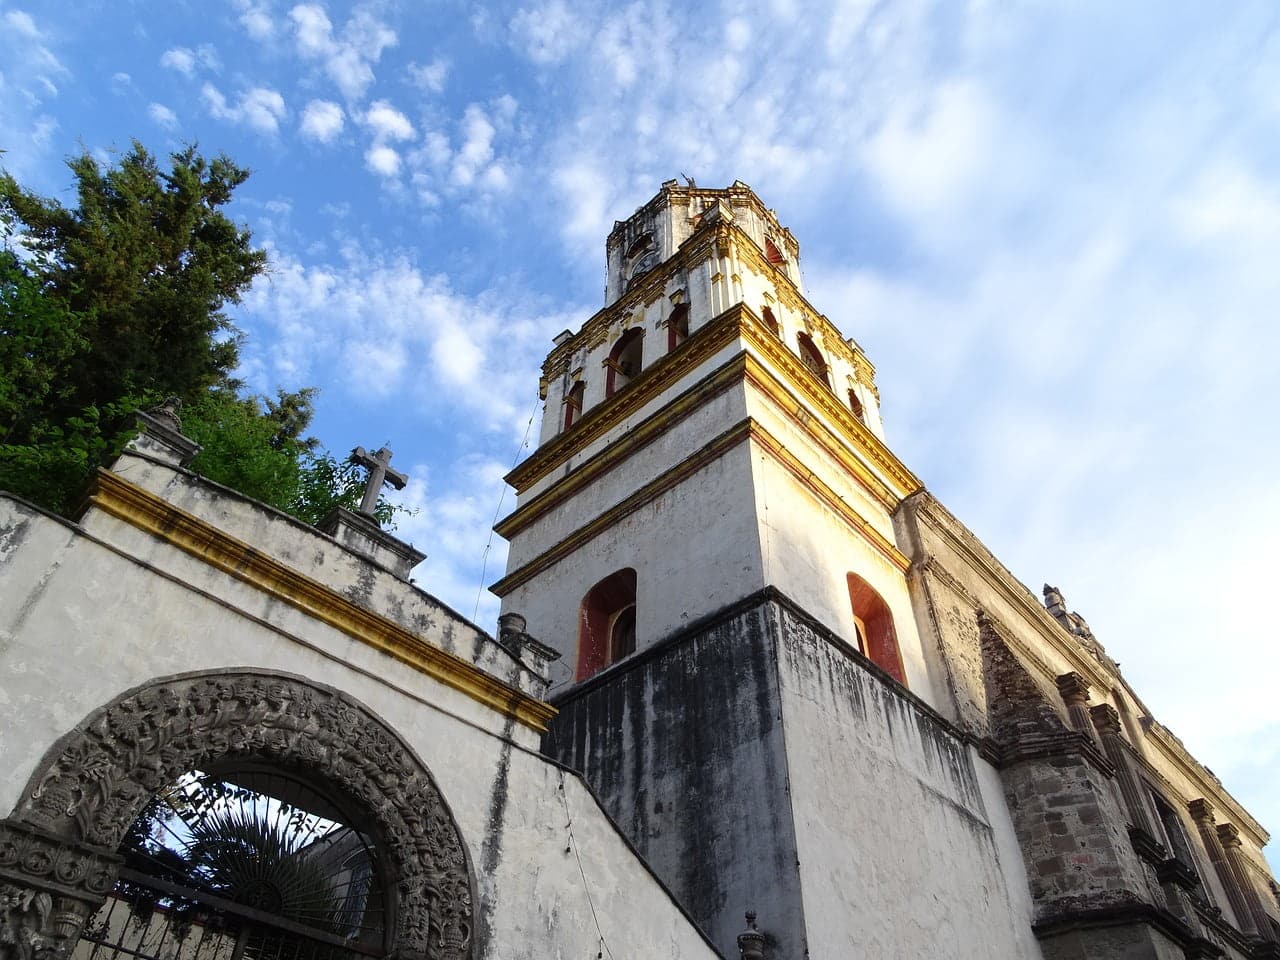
[749,445,940,705]
[543,599,805,959]
[0,496,720,960]
[772,604,1043,959]
[504,383,750,572]
[501,442,766,681]
[95,451,536,694]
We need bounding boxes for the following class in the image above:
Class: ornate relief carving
[15,672,474,960]
[0,820,119,960]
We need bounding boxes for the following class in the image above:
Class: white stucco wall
[501,443,766,684]
[774,613,1043,959]
[0,495,720,960]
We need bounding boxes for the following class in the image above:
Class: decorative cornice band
[508,303,747,492]
[87,470,557,733]
[510,301,920,506]
[492,419,755,597]
[746,421,910,572]
[492,416,909,597]
[497,354,749,539]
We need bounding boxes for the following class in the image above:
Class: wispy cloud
[148,102,179,129]
[288,3,397,101]
[202,82,287,135]
[159,44,219,77]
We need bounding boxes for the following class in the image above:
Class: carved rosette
[13,672,474,960]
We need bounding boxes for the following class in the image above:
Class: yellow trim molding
[492,416,908,597]
[748,421,910,572]
[88,469,557,733]
[493,420,755,596]
[497,354,748,539]
[507,302,746,492]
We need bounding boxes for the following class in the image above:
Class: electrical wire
[473,393,541,622]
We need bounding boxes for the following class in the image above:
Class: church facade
[1,181,1277,960]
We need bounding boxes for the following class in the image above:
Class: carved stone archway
[1,670,474,960]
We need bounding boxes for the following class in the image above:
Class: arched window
[563,380,585,429]
[762,306,780,337]
[606,327,644,397]
[797,332,830,388]
[667,303,689,352]
[847,572,906,685]
[848,388,865,423]
[765,237,785,265]
[577,568,637,679]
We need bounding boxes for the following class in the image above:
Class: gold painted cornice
[492,415,908,597]
[87,469,557,732]
[738,311,920,499]
[510,302,920,505]
[497,354,748,539]
[508,302,747,492]
[493,419,755,597]
[748,422,910,572]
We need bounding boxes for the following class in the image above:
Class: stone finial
[737,911,766,960]
[127,399,202,468]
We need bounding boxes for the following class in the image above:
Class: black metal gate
[76,770,387,960]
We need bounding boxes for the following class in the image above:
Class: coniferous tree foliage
[0,143,403,526]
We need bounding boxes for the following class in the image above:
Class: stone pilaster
[1090,704,1158,839]
[1216,822,1275,942]
[1189,800,1257,938]
[1057,673,1098,744]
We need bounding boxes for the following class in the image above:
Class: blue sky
[4,1,1279,861]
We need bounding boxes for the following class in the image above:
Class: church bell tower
[493,179,928,695]
[489,181,999,958]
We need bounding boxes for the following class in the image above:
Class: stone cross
[350,445,408,519]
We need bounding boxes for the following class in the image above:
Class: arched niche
[796,332,830,389]
[2,670,475,960]
[847,573,907,686]
[605,328,644,397]
[576,569,638,680]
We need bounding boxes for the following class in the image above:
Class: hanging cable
[473,392,541,622]
[558,769,615,960]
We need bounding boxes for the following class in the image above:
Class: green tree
[1,143,405,527]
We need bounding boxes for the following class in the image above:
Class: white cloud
[159,45,218,77]
[406,58,448,94]
[0,7,67,178]
[148,102,179,129]
[4,10,39,37]
[363,100,414,141]
[238,245,581,436]
[365,144,401,178]
[235,0,275,40]
[510,0,588,64]
[202,83,286,135]
[299,99,344,142]
[160,47,197,76]
[288,3,397,101]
